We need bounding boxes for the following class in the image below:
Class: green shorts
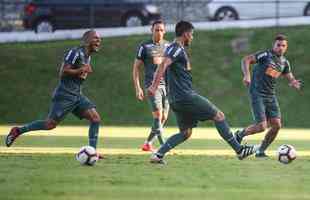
[250,92,281,123]
[147,86,169,113]
[171,93,219,130]
[47,94,96,122]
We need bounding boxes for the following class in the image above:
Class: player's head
[151,20,166,43]
[272,34,288,56]
[81,30,101,53]
[175,21,194,46]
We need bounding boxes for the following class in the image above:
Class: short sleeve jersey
[165,42,195,103]
[136,39,170,88]
[250,50,291,96]
[53,47,91,98]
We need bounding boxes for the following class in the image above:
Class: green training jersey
[250,49,291,96]
[53,46,91,99]
[165,42,195,103]
[136,39,170,88]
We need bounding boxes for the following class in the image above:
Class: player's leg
[151,127,192,164]
[73,96,100,149]
[5,99,71,147]
[256,96,282,157]
[234,94,268,143]
[142,89,164,151]
[150,102,195,164]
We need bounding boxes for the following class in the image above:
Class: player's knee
[152,110,162,119]
[213,111,225,122]
[257,122,267,132]
[91,114,101,124]
[46,120,57,130]
[271,121,282,130]
[161,114,167,124]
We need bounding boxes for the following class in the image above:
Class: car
[207,0,310,21]
[23,0,161,33]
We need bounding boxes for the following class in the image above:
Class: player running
[5,30,103,159]
[133,20,170,152]
[234,34,301,157]
[147,21,257,164]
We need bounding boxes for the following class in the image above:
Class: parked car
[23,0,161,33]
[207,0,310,21]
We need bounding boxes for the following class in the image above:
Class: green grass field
[1,126,310,200]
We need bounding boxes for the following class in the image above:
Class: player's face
[89,32,101,53]
[184,30,193,47]
[152,23,165,42]
[273,40,288,56]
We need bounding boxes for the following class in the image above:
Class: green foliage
[0,26,309,127]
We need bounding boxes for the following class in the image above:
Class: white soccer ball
[76,146,98,166]
[277,144,296,164]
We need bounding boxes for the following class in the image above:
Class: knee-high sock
[157,132,187,157]
[258,128,279,153]
[214,120,242,153]
[19,120,48,134]
[146,118,164,145]
[89,122,100,149]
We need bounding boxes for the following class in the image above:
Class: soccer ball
[76,146,98,166]
[277,144,296,164]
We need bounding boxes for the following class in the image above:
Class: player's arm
[283,72,301,90]
[132,59,145,101]
[61,64,92,77]
[241,54,257,87]
[148,57,172,96]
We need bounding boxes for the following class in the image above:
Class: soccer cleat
[237,144,258,160]
[5,127,21,147]
[255,152,269,158]
[141,143,155,152]
[150,153,166,165]
[234,129,244,144]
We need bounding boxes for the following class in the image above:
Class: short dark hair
[274,34,287,42]
[152,19,165,28]
[175,21,194,37]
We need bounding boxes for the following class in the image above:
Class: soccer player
[147,21,257,164]
[5,30,103,158]
[133,20,170,152]
[234,34,301,157]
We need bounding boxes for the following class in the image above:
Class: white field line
[1,147,310,156]
[0,126,309,140]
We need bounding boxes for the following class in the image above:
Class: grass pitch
[0,126,310,200]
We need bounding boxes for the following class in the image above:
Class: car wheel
[124,14,144,27]
[214,7,238,21]
[304,4,310,16]
[35,20,54,33]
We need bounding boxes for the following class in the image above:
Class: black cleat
[237,144,258,160]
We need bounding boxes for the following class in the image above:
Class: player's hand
[243,76,251,87]
[289,79,302,90]
[147,85,156,97]
[135,88,144,101]
[82,64,93,73]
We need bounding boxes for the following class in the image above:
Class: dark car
[23,0,161,33]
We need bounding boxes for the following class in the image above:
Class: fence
[0,0,310,32]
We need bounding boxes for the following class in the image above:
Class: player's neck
[152,37,162,44]
[84,47,91,56]
[175,38,185,47]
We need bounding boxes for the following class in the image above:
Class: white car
[207,0,310,21]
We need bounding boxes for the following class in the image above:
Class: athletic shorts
[250,92,281,123]
[147,86,169,114]
[171,93,219,130]
[47,94,96,122]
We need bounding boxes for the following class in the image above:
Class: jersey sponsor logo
[257,52,268,60]
[265,64,282,78]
